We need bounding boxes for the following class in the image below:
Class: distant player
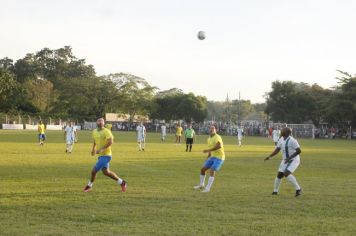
[194,125,225,193]
[264,127,302,197]
[272,127,281,146]
[237,126,243,146]
[83,118,127,192]
[64,121,77,154]
[184,123,196,152]
[136,122,146,151]
[37,120,46,145]
[161,124,167,142]
[175,124,183,143]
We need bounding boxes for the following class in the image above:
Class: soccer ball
[197,31,206,40]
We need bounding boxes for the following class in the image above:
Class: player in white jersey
[236,126,243,146]
[272,127,281,146]
[161,124,167,142]
[136,122,146,151]
[264,127,302,197]
[64,121,77,154]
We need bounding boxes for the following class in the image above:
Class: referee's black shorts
[186,138,194,145]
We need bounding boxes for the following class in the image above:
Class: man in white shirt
[237,126,243,147]
[161,124,167,142]
[136,122,146,151]
[272,127,281,146]
[264,127,302,197]
[64,121,77,154]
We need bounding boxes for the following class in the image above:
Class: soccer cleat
[201,188,210,193]
[194,185,204,190]
[120,180,127,192]
[272,192,278,195]
[295,189,302,197]
[83,185,92,192]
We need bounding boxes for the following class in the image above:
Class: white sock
[69,144,73,152]
[274,177,282,192]
[138,143,141,150]
[205,176,215,191]
[117,178,123,185]
[286,175,301,190]
[142,143,145,149]
[88,180,93,187]
[199,175,206,186]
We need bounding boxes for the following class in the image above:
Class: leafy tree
[0,69,22,112]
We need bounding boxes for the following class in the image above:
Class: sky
[1,0,355,103]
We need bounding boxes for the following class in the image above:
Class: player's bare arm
[264,147,281,161]
[203,142,221,153]
[91,141,96,156]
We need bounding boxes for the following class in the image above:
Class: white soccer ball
[197,31,206,40]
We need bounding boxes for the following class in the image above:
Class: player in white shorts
[161,124,167,142]
[237,126,243,146]
[136,122,146,151]
[264,127,302,197]
[272,127,281,146]
[64,121,77,154]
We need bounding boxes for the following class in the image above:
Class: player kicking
[83,118,127,192]
[264,127,302,197]
[64,121,77,154]
[136,122,146,151]
[194,125,225,193]
[38,120,46,146]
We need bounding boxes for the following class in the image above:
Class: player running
[264,127,302,197]
[194,125,225,193]
[184,123,196,152]
[64,121,77,154]
[136,122,146,151]
[83,118,127,193]
[38,120,46,146]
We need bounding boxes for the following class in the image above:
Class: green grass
[1,130,356,235]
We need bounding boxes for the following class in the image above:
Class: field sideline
[1,130,356,235]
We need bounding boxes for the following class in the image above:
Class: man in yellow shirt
[83,118,127,193]
[175,124,183,143]
[194,125,225,193]
[37,120,46,146]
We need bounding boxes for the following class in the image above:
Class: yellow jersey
[92,127,114,156]
[176,127,183,136]
[38,124,45,134]
[207,134,225,160]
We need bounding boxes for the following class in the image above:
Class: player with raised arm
[264,127,302,197]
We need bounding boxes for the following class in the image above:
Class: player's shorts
[39,134,46,140]
[66,137,75,144]
[237,136,242,141]
[203,157,224,171]
[137,137,145,142]
[186,138,194,145]
[278,157,300,173]
[94,155,112,172]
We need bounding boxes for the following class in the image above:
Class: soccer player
[272,127,281,146]
[184,123,196,152]
[83,118,127,192]
[264,127,302,197]
[175,124,183,144]
[64,121,77,154]
[136,122,146,151]
[37,120,46,145]
[194,125,225,193]
[237,126,243,147]
[161,123,167,142]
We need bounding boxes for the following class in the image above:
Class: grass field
[1,130,356,235]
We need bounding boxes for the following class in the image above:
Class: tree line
[1,46,355,129]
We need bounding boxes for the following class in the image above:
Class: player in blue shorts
[194,125,225,193]
[83,118,127,193]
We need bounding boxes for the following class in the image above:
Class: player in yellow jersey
[37,120,46,146]
[83,118,127,193]
[194,125,225,193]
[175,124,183,143]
